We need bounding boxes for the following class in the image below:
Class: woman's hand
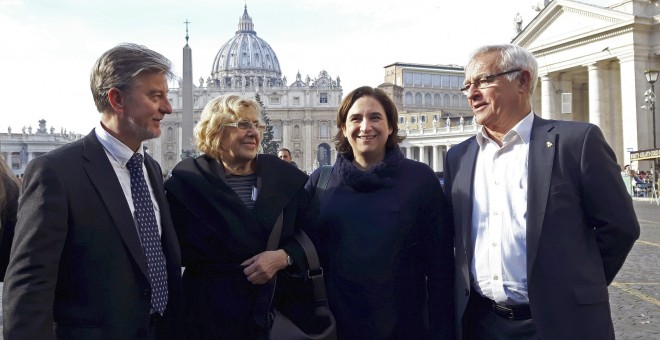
[241,249,288,284]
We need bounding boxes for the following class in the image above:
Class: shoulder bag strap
[294,230,328,304]
[312,165,333,214]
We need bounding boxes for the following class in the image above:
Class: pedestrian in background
[3,43,182,339]
[444,44,639,339]
[305,86,455,339]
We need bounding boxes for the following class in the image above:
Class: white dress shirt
[95,122,162,236]
[471,112,534,304]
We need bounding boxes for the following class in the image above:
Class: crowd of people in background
[0,42,641,340]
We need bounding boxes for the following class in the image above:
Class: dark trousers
[462,292,539,340]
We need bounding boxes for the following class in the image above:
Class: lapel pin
[546,141,553,148]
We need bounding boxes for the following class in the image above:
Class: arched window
[414,93,422,106]
[452,94,459,107]
[405,92,413,105]
[443,94,450,107]
[167,127,173,141]
[424,93,432,106]
[294,125,301,139]
[434,93,441,106]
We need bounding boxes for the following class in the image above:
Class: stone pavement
[610,199,660,339]
[0,200,657,338]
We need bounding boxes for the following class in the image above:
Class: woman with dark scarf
[165,95,309,338]
[305,86,455,339]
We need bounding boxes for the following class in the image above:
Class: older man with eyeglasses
[443,44,639,339]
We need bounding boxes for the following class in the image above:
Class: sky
[0,0,544,134]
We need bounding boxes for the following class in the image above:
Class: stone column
[282,120,289,150]
[439,145,446,171]
[418,146,426,164]
[540,74,556,120]
[588,63,606,134]
[406,146,412,159]
[304,118,313,172]
[618,54,647,166]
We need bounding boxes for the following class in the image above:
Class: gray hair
[466,44,538,98]
[90,43,173,113]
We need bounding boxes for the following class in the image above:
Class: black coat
[2,131,182,340]
[165,154,309,339]
[305,149,455,339]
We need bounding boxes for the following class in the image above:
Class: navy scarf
[335,147,403,192]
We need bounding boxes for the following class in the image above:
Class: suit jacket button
[465,288,469,296]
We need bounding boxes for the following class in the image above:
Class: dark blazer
[444,116,640,339]
[2,131,182,340]
[164,154,309,339]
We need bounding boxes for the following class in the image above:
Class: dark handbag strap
[312,165,333,214]
[294,231,328,304]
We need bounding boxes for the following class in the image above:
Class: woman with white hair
[165,95,310,338]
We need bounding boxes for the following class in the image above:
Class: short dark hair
[333,86,404,157]
[90,43,173,114]
[278,148,291,156]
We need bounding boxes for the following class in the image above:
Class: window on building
[403,72,413,85]
[270,96,281,105]
[421,115,427,123]
[444,94,450,106]
[413,73,422,86]
[293,96,300,105]
[434,93,441,106]
[11,152,20,170]
[415,93,422,106]
[452,94,459,107]
[294,125,301,139]
[399,116,406,124]
[320,93,328,104]
[451,76,460,88]
[442,75,450,88]
[432,74,441,87]
[167,127,173,141]
[272,124,282,140]
[411,116,417,124]
[423,74,432,87]
[405,92,413,105]
[424,93,432,106]
[320,122,329,138]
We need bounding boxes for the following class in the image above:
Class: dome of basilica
[210,6,283,88]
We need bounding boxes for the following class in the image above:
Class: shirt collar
[476,112,534,147]
[95,121,144,166]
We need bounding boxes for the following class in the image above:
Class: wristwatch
[285,252,293,266]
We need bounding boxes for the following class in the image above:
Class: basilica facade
[145,6,342,174]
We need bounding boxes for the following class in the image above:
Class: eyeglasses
[225,120,265,131]
[460,68,522,95]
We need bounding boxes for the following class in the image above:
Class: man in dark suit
[444,44,640,339]
[3,43,182,339]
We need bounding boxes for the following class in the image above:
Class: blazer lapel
[81,132,149,279]
[526,116,556,277]
[456,139,479,264]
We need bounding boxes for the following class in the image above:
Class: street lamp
[644,69,659,200]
